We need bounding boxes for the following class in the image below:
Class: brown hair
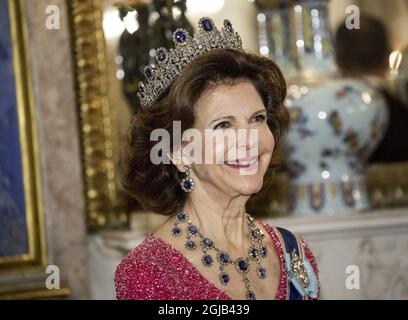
[120,49,288,215]
[335,15,391,74]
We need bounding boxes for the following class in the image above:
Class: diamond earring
[180,165,195,193]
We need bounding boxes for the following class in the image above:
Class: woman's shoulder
[116,234,165,267]
[114,234,173,299]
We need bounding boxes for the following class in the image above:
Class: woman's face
[184,80,275,198]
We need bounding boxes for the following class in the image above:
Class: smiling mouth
[224,156,259,169]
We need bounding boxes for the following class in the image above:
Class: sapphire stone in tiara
[201,18,213,31]
[156,47,168,63]
[136,17,243,108]
[174,29,188,44]
[144,65,153,79]
[224,19,233,32]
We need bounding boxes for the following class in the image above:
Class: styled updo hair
[120,49,288,215]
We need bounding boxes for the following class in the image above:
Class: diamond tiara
[136,17,243,108]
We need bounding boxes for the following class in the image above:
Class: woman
[115,17,320,300]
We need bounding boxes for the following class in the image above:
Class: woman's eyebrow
[208,108,266,126]
[209,115,234,125]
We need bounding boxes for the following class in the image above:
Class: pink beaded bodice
[114,220,320,300]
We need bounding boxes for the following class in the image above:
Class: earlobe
[166,150,190,173]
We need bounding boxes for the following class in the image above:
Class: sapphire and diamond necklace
[171,211,268,300]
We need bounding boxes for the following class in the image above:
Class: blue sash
[276,227,304,300]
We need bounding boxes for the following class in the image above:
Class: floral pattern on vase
[285,79,388,215]
[255,0,389,215]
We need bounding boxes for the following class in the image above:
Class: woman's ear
[166,142,191,173]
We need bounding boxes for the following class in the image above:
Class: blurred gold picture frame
[68,0,408,230]
[0,0,46,272]
[68,0,131,230]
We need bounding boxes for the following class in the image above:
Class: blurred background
[1,0,408,299]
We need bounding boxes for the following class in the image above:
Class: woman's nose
[236,125,259,153]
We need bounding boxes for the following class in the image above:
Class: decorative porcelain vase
[256,0,388,215]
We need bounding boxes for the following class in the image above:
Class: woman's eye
[214,121,230,130]
[253,114,267,123]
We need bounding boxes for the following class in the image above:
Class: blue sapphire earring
[180,165,195,192]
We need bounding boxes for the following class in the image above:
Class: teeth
[225,158,258,166]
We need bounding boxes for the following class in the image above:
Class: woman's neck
[182,186,251,255]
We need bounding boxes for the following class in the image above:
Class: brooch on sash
[285,249,318,298]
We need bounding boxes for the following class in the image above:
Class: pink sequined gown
[114,220,320,300]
